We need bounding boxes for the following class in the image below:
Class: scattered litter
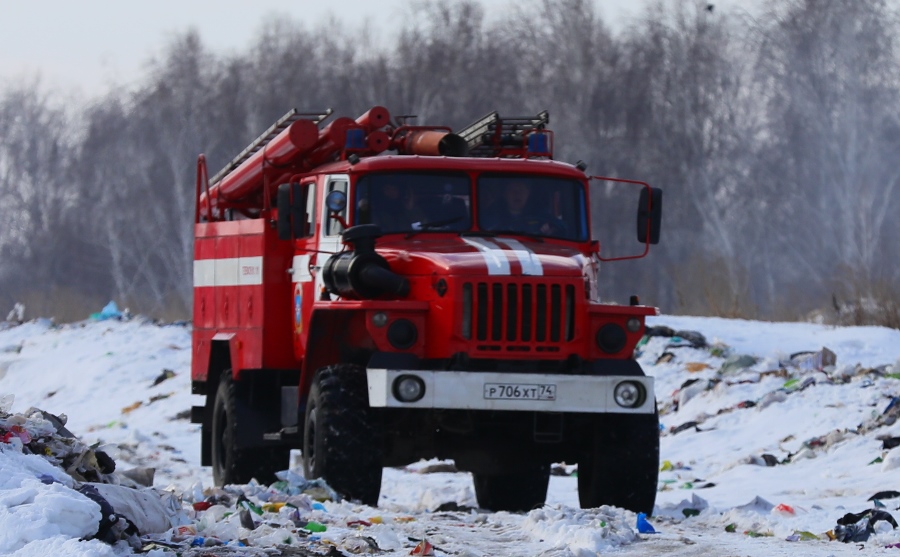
[659,460,691,472]
[684,362,711,373]
[773,503,796,516]
[833,508,898,543]
[122,401,143,414]
[151,369,176,387]
[656,352,675,364]
[719,354,758,375]
[672,330,707,349]
[678,378,714,408]
[736,496,775,513]
[869,491,900,501]
[790,347,837,371]
[645,326,675,338]
[0,402,188,548]
[90,301,123,321]
[756,390,788,409]
[783,376,816,392]
[670,421,700,435]
[881,437,900,450]
[636,512,657,533]
[655,494,708,519]
[708,343,731,358]
[410,538,435,555]
[785,530,819,542]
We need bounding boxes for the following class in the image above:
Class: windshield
[354,171,588,241]
[355,172,471,233]
[477,174,588,241]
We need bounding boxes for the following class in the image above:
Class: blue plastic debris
[90,301,122,321]
[636,512,657,533]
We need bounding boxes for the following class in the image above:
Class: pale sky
[0,0,656,97]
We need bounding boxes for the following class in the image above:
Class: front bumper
[366,369,654,414]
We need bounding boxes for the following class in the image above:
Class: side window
[304,182,316,237]
[325,179,348,236]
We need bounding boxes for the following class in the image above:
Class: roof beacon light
[527,132,549,155]
[345,128,366,150]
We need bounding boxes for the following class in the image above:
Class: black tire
[577,410,660,514]
[473,465,550,512]
[211,370,290,486]
[303,364,383,505]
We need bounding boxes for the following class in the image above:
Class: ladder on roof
[210,108,333,185]
[456,110,550,157]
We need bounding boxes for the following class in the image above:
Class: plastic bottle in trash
[303,521,327,533]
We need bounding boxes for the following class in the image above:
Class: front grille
[462,281,576,349]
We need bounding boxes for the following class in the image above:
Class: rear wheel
[577,410,659,514]
[211,370,290,486]
[303,364,382,505]
[473,465,550,512]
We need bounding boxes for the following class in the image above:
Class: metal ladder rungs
[211,108,333,185]
[456,110,550,157]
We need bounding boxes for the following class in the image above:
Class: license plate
[483,383,557,401]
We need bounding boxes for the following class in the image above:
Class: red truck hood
[376,235,590,277]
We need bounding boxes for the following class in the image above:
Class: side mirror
[276,183,307,240]
[637,187,662,245]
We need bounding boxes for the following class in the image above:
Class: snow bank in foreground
[0,445,106,555]
[1,315,900,556]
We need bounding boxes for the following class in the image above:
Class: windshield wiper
[460,230,544,242]
[404,216,464,239]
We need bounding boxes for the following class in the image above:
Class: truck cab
[191,108,662,513]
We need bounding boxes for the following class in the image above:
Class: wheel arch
[300,308,372,401]
[198,336,236,466]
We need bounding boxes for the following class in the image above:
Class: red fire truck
[191,107,662,512]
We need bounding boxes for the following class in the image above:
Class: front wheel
[577,410,660,514]
[473,465,550,512]
[303,364,383,505]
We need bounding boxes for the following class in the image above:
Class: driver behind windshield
[356,174,471,233]
[481,179,566,236]
[356,183,426,233]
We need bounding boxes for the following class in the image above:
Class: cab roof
[313,155,588,180]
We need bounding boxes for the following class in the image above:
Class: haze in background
[0,0,744,96]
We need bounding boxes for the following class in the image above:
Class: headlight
[387,319,418,349]
[626,317,642,333]
[596,323,627,353]
[614,381,646,408]
[392,375,425,402]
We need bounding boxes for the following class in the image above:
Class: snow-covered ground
[1,314,900,556]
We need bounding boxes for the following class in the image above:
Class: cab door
[313,174,349,298]
[291,180,318,360]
